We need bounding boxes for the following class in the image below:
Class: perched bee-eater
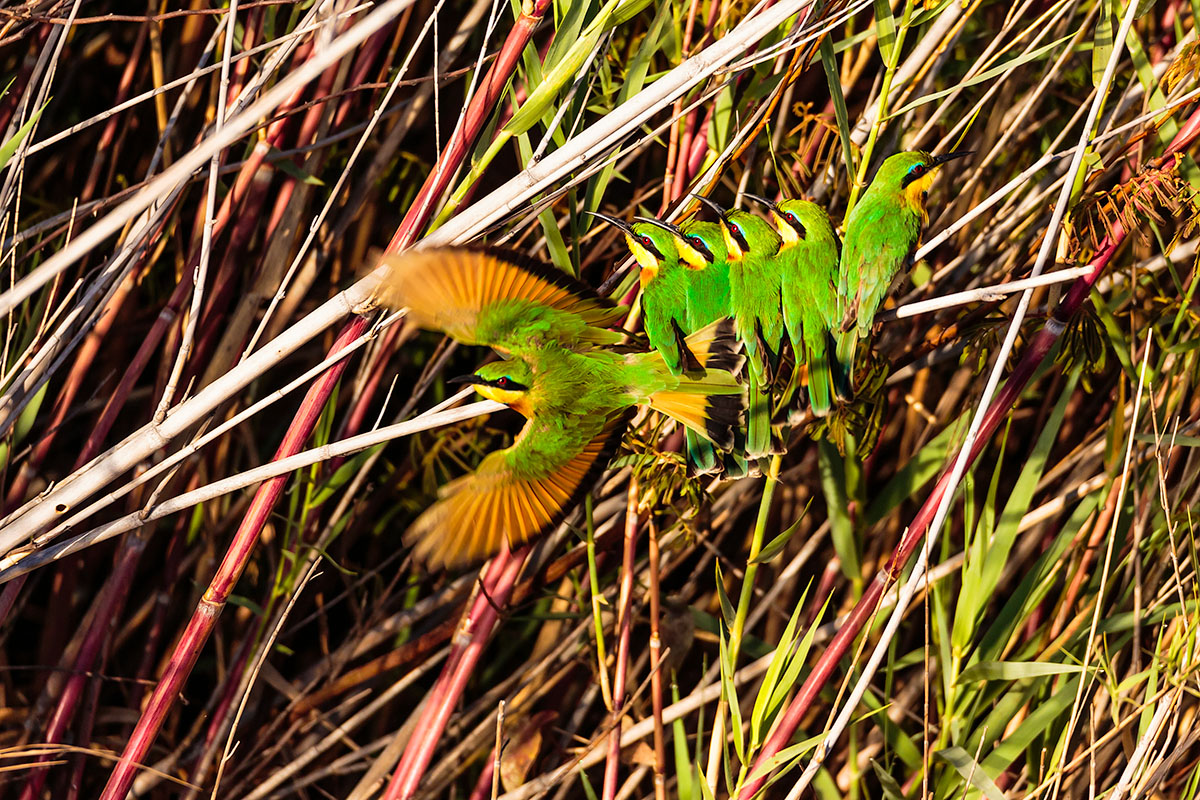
[374,248,745,569]
[619,216,740,477]
[674,220,732,334]
[837,150,971,383]
[748,195,842,416]
[665,219,745,475]
[695,195,783,458]
[591,212,698,375]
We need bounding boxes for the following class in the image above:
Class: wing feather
[405,412,629,570]
[375,248,626,352]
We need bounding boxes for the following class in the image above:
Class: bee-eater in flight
[373,248,744,569]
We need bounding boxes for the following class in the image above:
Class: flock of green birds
[373,149,970,569]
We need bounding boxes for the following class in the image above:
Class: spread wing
[404,412,629,570]
[374,247,626,353]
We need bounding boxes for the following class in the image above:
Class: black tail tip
[704,393,744,452]
[702,318,744,375]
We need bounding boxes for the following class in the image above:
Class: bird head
[768,198,830,249]
[874,150,972,215]
[633,216,710,271]
[589,212,676,284]
[673,221,728,270]
[691,195,780,262]
[452,359,534,415]
[722,209,781,262]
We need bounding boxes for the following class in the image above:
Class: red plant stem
[333,25,393,130]
[647,519,667,800]
[381,545,529,800]
[384,0,553,253]
[466,749,497,800]
[738,114,1200,799]
[684,112,711,180]
[603,480,640,800]
[661,0,703,211]
[80,22,148,202]
[127,511,191,717]
[17,529,147,800]
[97,317,368,800]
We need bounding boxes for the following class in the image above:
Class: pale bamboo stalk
[0,395,501,582]
[152,0,240,421]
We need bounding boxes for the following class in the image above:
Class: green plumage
[768,199,842,416]
[678,220,732,331]
[706,203,782,459]
[721,210,784,384]
[836,149,970,386]
[671,219,744,476]
[631,222,695,375]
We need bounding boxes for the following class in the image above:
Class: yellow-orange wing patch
[404,413,628,571]
[374,248,625,352]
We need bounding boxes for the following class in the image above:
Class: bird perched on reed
[837,150,971,384]
[748,195,843,414]
[695,195,783,458]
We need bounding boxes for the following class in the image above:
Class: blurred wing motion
[374,248,626,352]
[404,413,628,570]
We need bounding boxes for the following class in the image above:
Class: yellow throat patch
[902,169,937,223]
[474,384,532,415]
[720,223,745,261]
[625,234,660,284]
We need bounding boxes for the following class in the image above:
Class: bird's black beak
[931,150,973,167]
[633,216,684,236]
[586,210,634,236]
[691,193,729,218]
[448,374,482,386]
[741,192,778,211]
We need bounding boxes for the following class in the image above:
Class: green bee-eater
[668,218,754,477]
[836,150,971,383]
[674,220,731,333]
[748,194,842,416]
[695,195,783,458]
[618,216,740,477]
[591,212,697,375]
[374,248,745,569]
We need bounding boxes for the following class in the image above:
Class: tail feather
[745,370,772,459]
[805,338,834,417]
[649,388,742,451]
[682,318,744,375]
[834,329,857,399]
[644,317,746,456]
[686,429,720,476]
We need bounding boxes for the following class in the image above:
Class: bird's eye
[786,213,798,224]
[496,377,509,388]
[911,164,928,177]
[686,235,702,247]
[730,224,741,236]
